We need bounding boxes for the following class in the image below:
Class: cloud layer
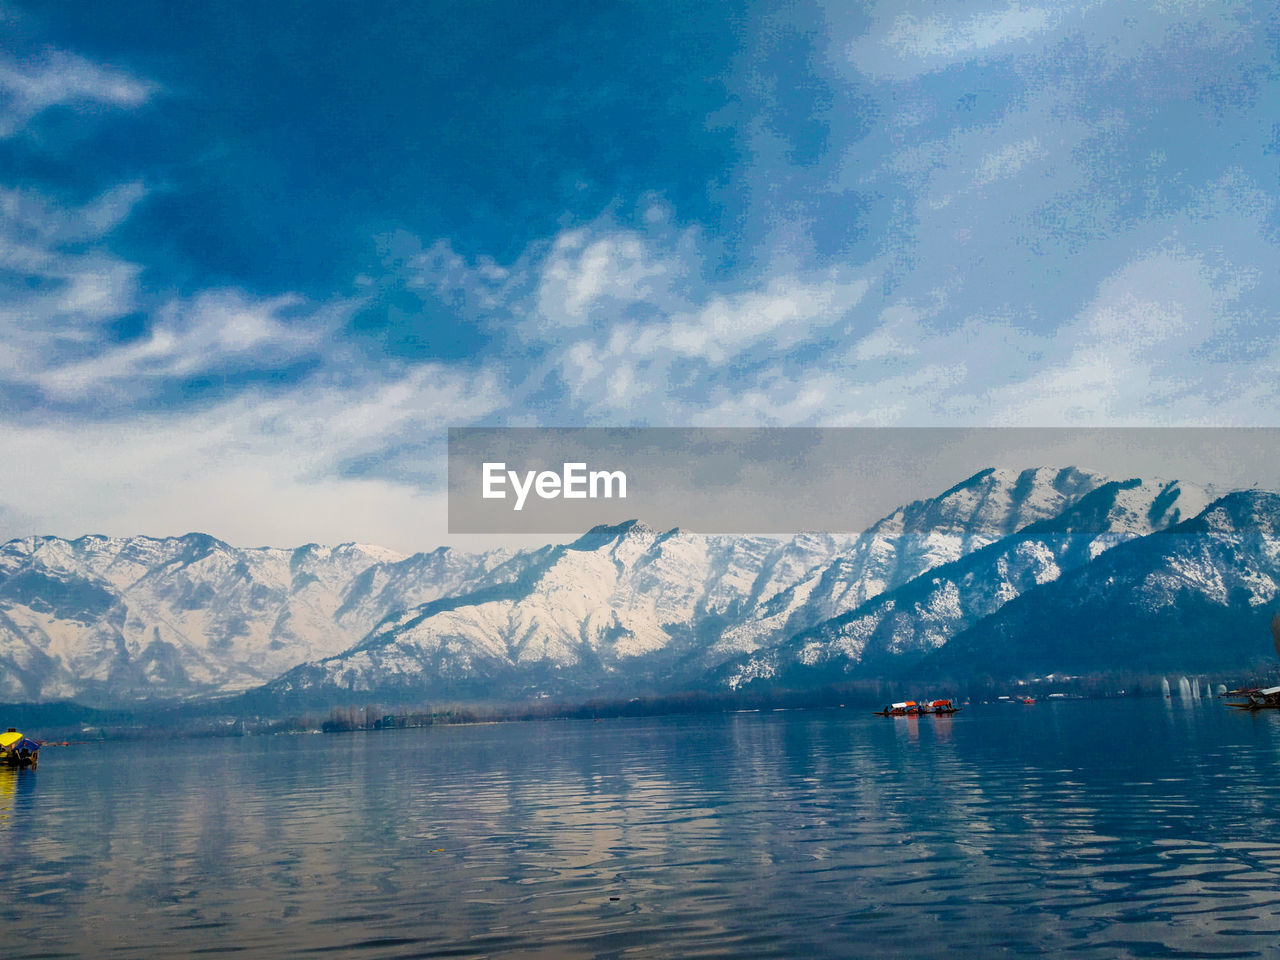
[3,0,1280,547]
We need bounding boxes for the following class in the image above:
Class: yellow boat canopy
[0,730,24,751]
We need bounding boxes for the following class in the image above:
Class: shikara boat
[1223,685,1280,710]
[875,700,921,716]
[874,699,960,717]
[0,728,39,768]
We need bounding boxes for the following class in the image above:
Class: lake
[3,698,1280,958]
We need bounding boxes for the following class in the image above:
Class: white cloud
[0,181,146,243]
[503,184,1280,430]
[972,136,1046,188]
[385,163,1280,434]
[0,177,510,549]
[270,362,506,471]
[533,226,691,329]
[848,2,1065,80]
[31,291,337,402]
[0,183,150,390]
[0,179,339,404]
[0,49,155,137]
[0,362,506,551]
[959,238,1280,425]
[886,5,1055,57]
[401,237,509,311]
[840,0,1253,82]
[550,267,872,415]
[668,279,871,361]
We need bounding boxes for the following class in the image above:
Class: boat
[874,699,961,717]
[1221,614,1280,710]
[0,728,39,768]
[1223,685,1280,710]
[875,700,921,717]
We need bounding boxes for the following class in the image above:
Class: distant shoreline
[7,667,1272,742]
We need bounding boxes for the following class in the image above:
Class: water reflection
[0,766,36,832]
[3,702,1280,957]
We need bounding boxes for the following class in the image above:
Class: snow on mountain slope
[710,466,1107,661]
[0,534,507,702]
[262,521,862,705]
[0,521,856,705]
[4,466,1260,710]
[914,490,1280,678]
[720,477,1212,689]
[261,468,1113,706]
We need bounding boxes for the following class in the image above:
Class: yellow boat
[0,728,39,768]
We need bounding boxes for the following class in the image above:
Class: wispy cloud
[0,179,331,408]
[535,228,683,329]
[841,0,1255,81]
[0,49,155,137]
[0,173,508,546]
[399,211,874,422]
[971,136,1046,188]
[851,3,1063,78]
[0,184,146,387]
[383,147,1280,430]
[30,290,333,404]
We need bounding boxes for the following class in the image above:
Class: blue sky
[2,0,1278,549]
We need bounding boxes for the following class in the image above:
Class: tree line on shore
[267,666,1279,736]
[11,664,1276,742]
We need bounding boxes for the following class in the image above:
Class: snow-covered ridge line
[5,466,1262,709]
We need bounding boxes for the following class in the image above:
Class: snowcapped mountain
[1,467,1273,711]
[912,490,1280,678]
[719,477,1212,689]
[0,534,510,702]
[258,467,1114,707]
[709,466,1106,662]
[258,522,859,705]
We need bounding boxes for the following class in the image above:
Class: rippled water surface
[4,699,1280,958]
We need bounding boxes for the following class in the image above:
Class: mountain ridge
[0,467,1274,710]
